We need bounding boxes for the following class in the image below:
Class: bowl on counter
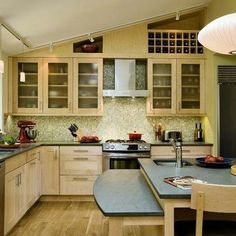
[81,44,98,53]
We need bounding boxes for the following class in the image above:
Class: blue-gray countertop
[0,141,212,162]
[93,170,164,216]
[138,159,236,199]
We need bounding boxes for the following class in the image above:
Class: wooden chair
[175,182,236,236]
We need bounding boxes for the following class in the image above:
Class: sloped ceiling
[0,0,211,55]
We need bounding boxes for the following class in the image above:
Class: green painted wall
[204,0,236,154]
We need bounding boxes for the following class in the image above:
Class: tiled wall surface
[5,98,201,142]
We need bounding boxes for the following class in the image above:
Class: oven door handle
[103,153,150,159]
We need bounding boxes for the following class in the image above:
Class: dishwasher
[0,161,4,236]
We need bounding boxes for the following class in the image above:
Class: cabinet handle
[73,157,88,161]
[73,150,88,153]
[19,173,21,185]
[182,150,191,153]
[54,149,57,159]
[16,175,19,186]
[73,177,88,181]
[171,149,191,153]
[30,161,36,165]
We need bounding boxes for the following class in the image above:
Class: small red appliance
[17,120,38,143]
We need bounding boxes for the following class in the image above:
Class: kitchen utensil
[231,165,236,175]
[128,131,143,141]
[25,128,38,140]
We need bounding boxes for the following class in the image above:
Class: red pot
[128,131,143,141]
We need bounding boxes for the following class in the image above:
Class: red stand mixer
[17,120,38,143]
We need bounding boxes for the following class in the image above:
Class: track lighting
[88,33,94,43]
[176,11,180,21]
[49,42,53,52]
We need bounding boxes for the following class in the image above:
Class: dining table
[138,158,236,236]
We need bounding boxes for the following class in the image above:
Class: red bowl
[128,132,143,140]
[81,44,98,53]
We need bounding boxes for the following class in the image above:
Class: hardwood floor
[8,201,162,236]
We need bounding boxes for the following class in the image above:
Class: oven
[102,141,151,170]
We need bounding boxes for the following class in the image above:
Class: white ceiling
[0,0,211,56]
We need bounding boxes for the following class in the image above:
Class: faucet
[169,138,183,168]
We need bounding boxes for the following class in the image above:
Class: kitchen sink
[153,159,193,167]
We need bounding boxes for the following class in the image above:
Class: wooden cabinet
[151,145,212,159]
[41,146,59,195]
[147,59,205,116]
[13,58,43,114]
[5,165,26,235]
[43,58,73,114]
[60,146,102,195]
[12,57,103,116]
[25,148,41,208]
[73,58,103,115]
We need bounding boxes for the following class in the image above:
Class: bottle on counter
[197,123,203,142]
[194,123,204,142]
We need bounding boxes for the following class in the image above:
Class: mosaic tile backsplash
[5,98,201,142]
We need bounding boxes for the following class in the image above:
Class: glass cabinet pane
[181,64,200,109]
[47,63,69,109]
[18,63,38,108]
[78,63,98,109]
[152,64,172,109]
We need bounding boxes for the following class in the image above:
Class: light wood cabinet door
[5,165,26,235]
[43,58,73,114]
[25,156,40,208]
[147,58,205,116]
[176,59,205,115]
[147,59,177,115]
[13,57,43,114]
[41,146,59,195]
[73,58,103,115]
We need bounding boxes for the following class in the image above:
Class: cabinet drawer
[27,147,40,162]
[60,146,102,156]
[151,146,212,158]
[60,156,102,175]
[60,175,98,195]
[5,153,27,174]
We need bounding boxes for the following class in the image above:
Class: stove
[103,139,151,152]
[102,139,151,170]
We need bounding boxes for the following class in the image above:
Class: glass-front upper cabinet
[43,58,72,114]
[73,58,103,115]
[13,58,43,114]
[147,59,176,115]
[177,59,205,114]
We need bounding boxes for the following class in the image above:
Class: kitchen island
[94,158,236,236]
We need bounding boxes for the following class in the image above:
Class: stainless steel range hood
[103,59,149,97]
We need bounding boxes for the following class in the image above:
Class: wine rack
[148,30,204,54]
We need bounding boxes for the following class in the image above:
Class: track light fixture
[88,33,95,43]
[176,11,180,21]
[49,42,53,52]
[20,41,25,82]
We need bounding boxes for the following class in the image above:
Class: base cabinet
[41,146,59,195]
[5,165,26,235]
[60,146,102,195]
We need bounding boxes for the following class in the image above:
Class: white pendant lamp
[0,60,4,74]
[198,13,236,55]
[20,71,25,82]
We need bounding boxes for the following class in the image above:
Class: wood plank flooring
[8,201,162,236]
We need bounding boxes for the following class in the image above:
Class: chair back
[190,182,236,236]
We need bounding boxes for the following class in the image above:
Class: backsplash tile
[5,98,201,142]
